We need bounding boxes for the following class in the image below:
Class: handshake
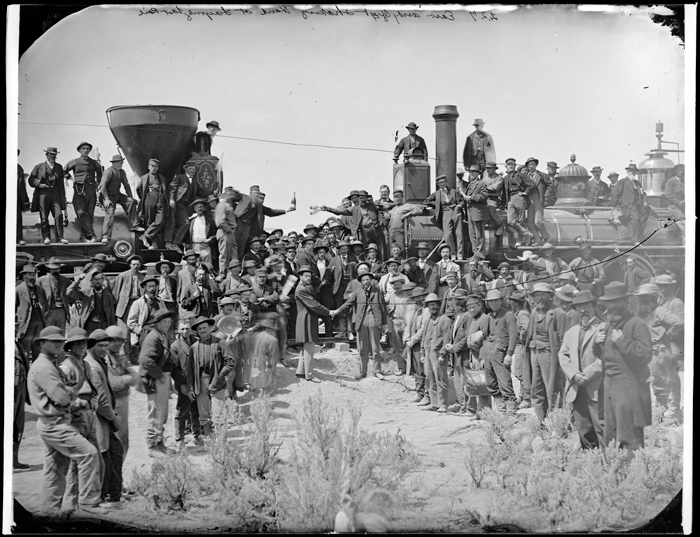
[328,309,340,318]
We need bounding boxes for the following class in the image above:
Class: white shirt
[192,215,207,242]
[418,258,426,270]
[317,259,326,279]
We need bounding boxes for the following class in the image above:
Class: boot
[506,399,518,416]
[494,397,507,414]
[202,422,214,438]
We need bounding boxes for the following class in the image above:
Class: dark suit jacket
[294,282,331,343]
[585,179,610,205]
[137,172,169,216]
[610,177,642,219]
[16,282,48,338]
[336,286,387,331]
[232,192,257,224]
[463,179,488,221]
[502,171,536,206]
[188,214,216,244]
[18,164,30,209]
[37,274,71,315]
[99,166,133,202]
[450,312,473,367]
[623,266,651,294]
[180,282,217,318]
[424,188,463,230]
[112,270,144,319]
[394,134,428,161]
[171,334,196,389]
[251,204,286,239]
[169,173,194,205]
[67,281,117,329]
[29,162,67,212]
[462,130,496,168]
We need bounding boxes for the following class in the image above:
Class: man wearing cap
[112,255,144,363]
[394,122,428,162]
[165,160,198,253]
[596,282,653,453]
[68,271,117,333]
[194,121,221,156]
[127,276,167,354]
[156,259,178,316]
[139,310,182,454]
[64,142,102,243]
[335,271,388,380]
[635,284,683,424]
[386,190,424,252]
[481,289,518,414]
[188,316,235,437]
[104,326,137,457]
[481,162,507,247]
[462,119,496,172]
[85,330,124,504]
[502,158,535,247]
[98,154,142,243]
[29,147,69,244]
[28,327,104,514]
[215,189,239,272]
[136,158,169,249]
[558,291,604,449]
[663,164,685,243]
[424,175,466,260]
[37,258,71,334]
[524,283,569,420]
[569,243,606,296]
[585,166,611,206]
[295,266,333,382]
[523,157,551,246]
[419,293,452,412]
[460,164,489,257]
[439,271,462,316]
[220,259,244,295]
[180,265,218,319]
[610,163,645,243]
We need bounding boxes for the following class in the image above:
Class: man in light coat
[127,277,167,351]
[112,255,144,364]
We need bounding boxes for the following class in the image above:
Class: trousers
[19,312,46,361]
[175,385,201,439]
[143,192,166,242]
[483,342,515,402]
[63,408,103,510]
[441,208,465,258]
[506,193,529,239]
[356,313,383,377]
[512,342,531,401]
[101,430,124,501]
[115,395,129,457]
[196,378,227,429]
[603,374,645,451]
[649,346,682,415]
[73,184,97,241]
[530,348,564,420]
[217,228,238,274]
[526,191,550,244]
[46,308,68,335]
[486,203,506,235]
[425,351,448,408]
[37,415,102,512]
[38,192,64,240]
[103,194,137,239]
[146,373,171,447]
[467,218,485,257]
[572,387,604,450]
[408,345,426,398]
[169,201,190,245]
[296,342,317,379]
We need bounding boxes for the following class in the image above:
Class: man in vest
[112,255,145,364]
[137,158,169,250]
[502,158,535,247]
[37,257,71,335]
[98,154,142,243]
[65,142,102,243]
[29,147,69,244]
[166,160,197,253]
[482,161,507,247]
[424,175,466,260]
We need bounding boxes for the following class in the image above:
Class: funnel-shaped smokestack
[433,105,459,190]
[107,105,200,180]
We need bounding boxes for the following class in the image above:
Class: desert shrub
[129,450,210,511]
[279,393,417,532]
[463,443,494,488]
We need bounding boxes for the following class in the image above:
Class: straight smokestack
[432,105,459,190]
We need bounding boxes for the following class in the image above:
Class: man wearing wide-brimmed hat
[127,276,167,353]
[139,309,180,454]
[28,146,69,244]
[36,257,71,334]
[68,269,117,333]
[569,243,606,296]
[585,165,611,207]
[64,142,102,243]
[394,121,428,163]
[137,158,169,250]
[558,290,604,449]
[98,154,142,244]
[28,326,104,514]
[16,264,48,360]
[188,197,216,265]
[596,281,653,454]
[663,164,685,243]
[523,282,568,421]
[523,157,551,246]
[610,163,645,243]
[112,254,144,362]
[193,120,221,156]
[462,118,496,172]
[420,293,452,413]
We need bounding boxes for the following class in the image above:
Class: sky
[12,4,688,234]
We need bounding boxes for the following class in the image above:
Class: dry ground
[10,346,682,533]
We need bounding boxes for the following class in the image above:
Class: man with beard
[68,271,117,334]
[313,244,335,336]
[177,250,200,302]
[663,164,685,243]
[420,293,452,413]
[29,147,69,245]
[98,154,142,243]
[79,253,112,296]
[596,282,653,454]
[502,158,535,247]
[539,243,570,282]
[127,277,167,354]
[491,262,516,307]
[482,290,518,415]
[523,283,568,421]
[412,242,437,293]
[165,160,197,253]
[378,258,410,301]
[112,255,144,364]
[610,163,645,244]
[85,330,124,505]
[569,243,606,296]
[635,284,683,425]
[514,251,539,304]
[137,159,169,250]
[37,257,71,335]
[155,259,178,318]
[404,287,431,404]
[171,320,200,446]
[220,259,245,295]
[558,291,604,449]
[64,142,102,243]
[375,184,395,259]
[460,256,492,295]
[181,266,217,320]
[189,198,217,264]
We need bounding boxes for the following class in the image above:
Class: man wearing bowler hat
[394,121,428,162]
[16,264,48,360]
[64,142,102,243]
[610,163,645,243]
[462,119,496,172]
[37,257,71,334]
[166,160,198,253]
[425,175,466,260]
[29,146,69,245]
[585,165,611,206]
[112,255,145,363]
[596,282,653,454]
[139,309,181,455]
[194,120,221,156]
[98,154,142,243]
[28,327,105,514]
[523,157,551,246]
[137,158,169,250]
[558,290,605,449]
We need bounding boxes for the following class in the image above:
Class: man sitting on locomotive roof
[99,154,143,244]
[194,120,221,156]
[502,158,534,248]
[523,157,551,247]
[425,175,466,260]
[394,122,428,163]
[29,147,69,245]
[585,166,611,207]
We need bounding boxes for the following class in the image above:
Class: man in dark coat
[98,154,141,243]
[180,265,218,320]
[461,165,489,257]
[462,119,496,172]
[137,158,169,249]
[622,256,651,295]
[424,175,466,260]
[64,142,102,243]
[585,166,611,206]
[36,257,71,335]
[112,255,145,363]
[13,320,30,469]
[663,164,685,243]
[29,147,69,244]
[249,191,293,242]
[193,121,221,156]
[67,271,117,333]
[166,160,197,253]
[610,163,645,243]
[17,149,30,245]
[294,266,332,383]
[502,158,535,247]
[595,282,652,454]
[16,265,49,360]
[523,157,551,246]
[393,122,428,162]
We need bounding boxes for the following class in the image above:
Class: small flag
[291,191,296,209]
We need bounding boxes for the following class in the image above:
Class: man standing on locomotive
[502,158,534,248]
[462,119,496,173]
[424,175,466,260]
[461,165,489,258]
[610,163,645,244]
[481,162,507,248]
[137,158,169,250]
[64,142,102,243]
[585,166,611,206]
[98,154,143,243]
[394,122,428,162]
[523,157,551,247]
[29,147,69,245]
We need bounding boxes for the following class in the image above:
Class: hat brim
[65,337,97,347]
[191,318,216,329]
[597,293,632,301]
[36,335,67,343]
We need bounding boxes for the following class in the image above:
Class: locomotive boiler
[395,105,684,277]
